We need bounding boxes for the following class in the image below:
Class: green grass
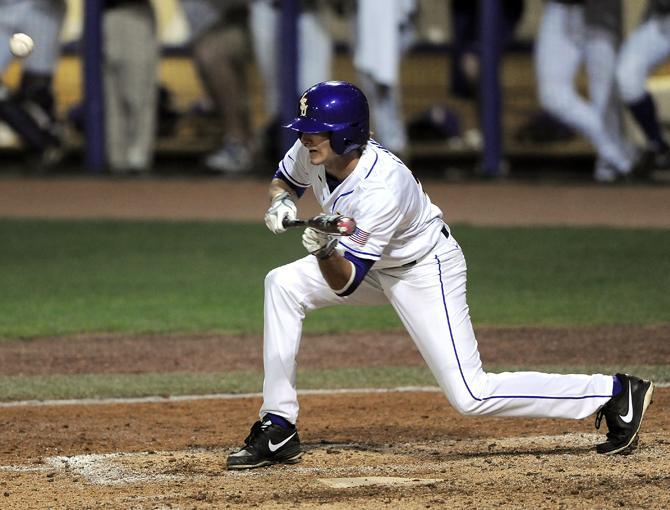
[1,364,668,401]
[0,219,668,338]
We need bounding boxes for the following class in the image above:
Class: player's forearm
[268,179,297,203]
[317,252,354,291]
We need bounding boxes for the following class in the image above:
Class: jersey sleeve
[334,252,375,297]
[273,139,310,197]
[338,188,402,262]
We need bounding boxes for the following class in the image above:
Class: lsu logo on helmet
[300,95,308,116]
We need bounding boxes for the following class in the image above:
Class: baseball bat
[283,214,357,236]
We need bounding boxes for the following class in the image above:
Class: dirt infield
[1,390,668,509]
[0,178,669,508]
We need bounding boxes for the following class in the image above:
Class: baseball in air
[9,33,34,58]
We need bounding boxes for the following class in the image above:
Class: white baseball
[9,33,34,58]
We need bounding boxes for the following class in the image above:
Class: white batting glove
[302,227,338,260]
[264,191,297,234]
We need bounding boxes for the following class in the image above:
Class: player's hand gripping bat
[282,214,357,236]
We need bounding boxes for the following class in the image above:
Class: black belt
[399,226,449,268]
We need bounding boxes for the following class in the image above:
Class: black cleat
[226,418,303,470]
[595,374,654,455]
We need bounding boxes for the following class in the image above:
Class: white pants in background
[103,2,158,172]
[535,1,633,174]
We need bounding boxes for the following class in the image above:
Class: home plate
[318,476,442,489]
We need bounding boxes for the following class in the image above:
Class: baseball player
[535,0,636,182]
[226,81,654,470]
[616,0,670,171]
[0,0,66,166]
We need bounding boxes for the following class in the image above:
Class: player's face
[300,132,335,166]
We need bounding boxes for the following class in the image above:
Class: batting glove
[302,227,338,260]
[264,191,297,234]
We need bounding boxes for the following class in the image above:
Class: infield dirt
[0,178,668,508]
[1,387,668,509]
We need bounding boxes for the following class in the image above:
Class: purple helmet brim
[284,116,339,134]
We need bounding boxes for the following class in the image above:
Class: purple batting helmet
[284,81,370,155]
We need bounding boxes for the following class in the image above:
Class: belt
[399,226,450,268]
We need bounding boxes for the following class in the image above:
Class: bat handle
[282,218,303,228]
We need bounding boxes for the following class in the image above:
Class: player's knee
[264,267,288,291]
[616,63,645,104]
[449,393,484,416]
[265,265,302,295]
[538,86,569,116]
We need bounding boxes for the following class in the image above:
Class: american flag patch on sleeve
[350,227,370,246]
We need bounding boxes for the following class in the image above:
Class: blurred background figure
[354,0,416,157]
[0,0,66,169]
[449,0,524,101]
[181,0,253,176]
[103,0,159,175]
[535,0,636,183]
[407,0,525,152]
[250,0,334,162]
[617,0,670,172]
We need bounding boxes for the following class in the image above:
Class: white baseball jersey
[279,138,443,269]
[261,138,615,425]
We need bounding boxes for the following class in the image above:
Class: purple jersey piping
[331,190,354,213]
[364,151,379,179]
[330,149,379,212]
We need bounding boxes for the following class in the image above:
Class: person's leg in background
[183,0,252,175]
[535,1,633,182]
[194,15,252,175]
[354,0,414,157]
[250,0,333,163]
[103,1,159,175]
[617,12,670,171]
[102,20,125,173]
[584,0,637,181]
[297,3,333,95]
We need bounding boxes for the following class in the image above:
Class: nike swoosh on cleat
[268,432,297,452]
[619,382,634,424]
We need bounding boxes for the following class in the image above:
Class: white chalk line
[46,453,184,486]
[1,381,667,408]
[0,386,443,408]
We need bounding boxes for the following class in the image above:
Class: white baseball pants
[260,232,613,424]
